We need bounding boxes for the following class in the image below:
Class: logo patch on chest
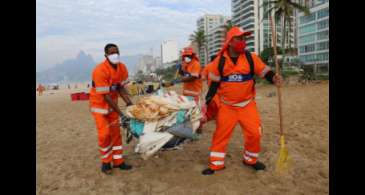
[221,74,253,82]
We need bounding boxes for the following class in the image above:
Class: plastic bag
[135,132,174,160]
[166,121,198,140]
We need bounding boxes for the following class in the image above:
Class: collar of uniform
[222,50,246,67]
[103,59,119,72]
[182,59,196,71]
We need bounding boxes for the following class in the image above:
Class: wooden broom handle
[269,14,284,136]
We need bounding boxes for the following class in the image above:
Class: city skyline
[36,0,230,71]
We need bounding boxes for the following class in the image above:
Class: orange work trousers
[208,100,262,170]
[92,111,124,166]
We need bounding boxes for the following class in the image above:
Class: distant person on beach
[136,80,144,96]
[68,84,71,89]
[201,27,283,175]
[89,43,133,175]
[37,84,45,96]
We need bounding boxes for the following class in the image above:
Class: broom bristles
[276,135,291,172]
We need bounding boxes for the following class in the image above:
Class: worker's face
[184,55,192,63]
[229,35,245,46]
[105,46,119,56]
[105,46,120,65]
[229,35,246,54]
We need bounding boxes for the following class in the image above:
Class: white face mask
[107,54,120,64]
[184,56,192,63]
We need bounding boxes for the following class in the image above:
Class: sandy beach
[36,82,329,195]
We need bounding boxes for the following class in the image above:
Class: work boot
[243,161,266,171]
[196,128,203,134]
[113,162,133,171]
[201,168,215,175]
[201,167,225,175]
[101,163,112,175]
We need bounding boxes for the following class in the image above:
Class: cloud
[36,0,231,70]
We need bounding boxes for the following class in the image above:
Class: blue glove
[172,79,182,85]
[176,63,182,70]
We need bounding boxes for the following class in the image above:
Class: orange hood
[217,26,252,56]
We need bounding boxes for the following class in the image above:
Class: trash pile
[125,89,202,159]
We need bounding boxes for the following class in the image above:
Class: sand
[36,81,329,195]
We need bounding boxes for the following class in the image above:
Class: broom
[269,12,290,172]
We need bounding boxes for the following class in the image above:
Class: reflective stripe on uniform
[260,66,271,78]
[99,144,112,152]
[243,154,253,162]
[112,146,123,151]
[183,90,200,96]
[101,150,113,159]
[113,154,123,159]
[90,107,109,114]
[190,73,199,77]
[245,150,259,158]
[95,86,110,92]
[210,151,225,158]
[211,161,224,166]
[220,97,251,107]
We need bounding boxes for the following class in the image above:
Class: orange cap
[182,47,194,56]
[182,47,199,61]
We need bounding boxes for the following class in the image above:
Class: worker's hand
[273,74,283,87]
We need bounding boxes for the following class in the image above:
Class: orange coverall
[181,47,203,103]
[206,27,272,170]
[89,59,129,166]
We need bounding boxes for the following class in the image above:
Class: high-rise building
[197,14,230,65]
[137,55,154,73]
[161,40,178,66]
[207,23,228,61]
[297,0,329,74]
[231,0,258,52]
[232,0,296,54]
[153,56,162,69]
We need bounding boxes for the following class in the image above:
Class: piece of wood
[269,13,284,136]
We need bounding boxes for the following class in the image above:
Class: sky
[36,0,231,72]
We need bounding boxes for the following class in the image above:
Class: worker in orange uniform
[172,47,202,100]
[170,47,203,132]
[89,43,134,175]
[202,27,283,175]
